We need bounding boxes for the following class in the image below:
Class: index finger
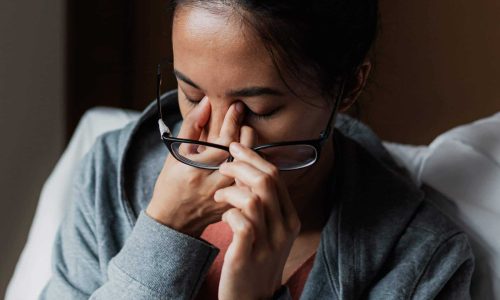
[177,96,211,140]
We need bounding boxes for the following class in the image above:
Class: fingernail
[230,142,242,155]
[235,102,244,113]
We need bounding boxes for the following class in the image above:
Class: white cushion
[5,107,140,300]
[383,112,500,299]
[420,112,500,299]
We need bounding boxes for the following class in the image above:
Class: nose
[209,99,228,138]
[200,98,233,144]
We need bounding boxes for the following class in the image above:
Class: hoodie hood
[118,89,183,222]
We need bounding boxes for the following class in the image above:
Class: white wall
[0,0,65,296]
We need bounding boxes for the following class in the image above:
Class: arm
[90,210,219,300]
[39,141,219,300]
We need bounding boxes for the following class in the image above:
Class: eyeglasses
[156,64,345,171]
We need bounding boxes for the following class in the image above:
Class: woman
[41,0,474,299]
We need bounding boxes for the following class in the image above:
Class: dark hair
[171,0,379,105]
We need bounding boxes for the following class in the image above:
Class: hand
[146,98,253,237]
[215,142,301,300]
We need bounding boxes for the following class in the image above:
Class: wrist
[145,206,205,238]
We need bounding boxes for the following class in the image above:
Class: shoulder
[331,117,474,298]
[398,199,474,297]
[367,188,475,298]
[71,91,181,241]
[402,197,473,264]
[75,122,134,195]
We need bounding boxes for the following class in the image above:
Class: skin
[147,4,371,299]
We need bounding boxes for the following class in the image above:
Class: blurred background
[1,0,499,296]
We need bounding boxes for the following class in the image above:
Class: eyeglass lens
[170,141,317,170]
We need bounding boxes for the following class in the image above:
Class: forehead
[172,5,282,89]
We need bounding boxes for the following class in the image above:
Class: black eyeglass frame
[156,64,345,171]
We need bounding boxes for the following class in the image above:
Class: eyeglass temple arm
[157,64,172,138]
[320,80,346,139]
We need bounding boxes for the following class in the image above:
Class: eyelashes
[245,106,280,120]
[183,95,279,121]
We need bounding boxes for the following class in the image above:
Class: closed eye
[183,95,280,120]
[244,106,280,120]
[184,95,202,106]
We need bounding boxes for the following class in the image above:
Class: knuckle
[267,165,279,178]
[288,215,302,236]
[255,173,272,188]
[215,176,235,189]
[245,194,260,211]
[191,120,202,132]
[236,222,254,238]
[275,236,288,248]
[185,109,198,123]
[185,172,201,186]
[274,225,288,244]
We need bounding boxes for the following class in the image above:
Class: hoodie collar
[301,129,424,298]
[117,89,182,226]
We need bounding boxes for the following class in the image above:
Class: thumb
[177,96,211,140]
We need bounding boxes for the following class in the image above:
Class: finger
[222,208,255,258]
[228,142,296,224]
[177,141,231,168]
[239,125,257,148]
[207,104,246,185]
[235,126,257,188]
[215,186,267,242]
[229,142,278,176]
[217,102,245,146]
[219,161,283,228]
[177,96,211,140]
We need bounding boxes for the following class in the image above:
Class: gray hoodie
[39,90,474,299]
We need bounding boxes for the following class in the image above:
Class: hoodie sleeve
[90,210,219,300]
[39,137,219,300]
[410,232,474,300]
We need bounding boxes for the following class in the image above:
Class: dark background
[65,0,176,143]
[65,0,500,145]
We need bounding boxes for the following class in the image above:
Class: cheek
[249,113,325,144]
[249,122,293,144]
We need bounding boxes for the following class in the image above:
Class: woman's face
[172,5,333,146]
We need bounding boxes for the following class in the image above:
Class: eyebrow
[173,69,285,98]
[173,69,201,89]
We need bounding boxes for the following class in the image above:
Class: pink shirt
[195,221,316,300]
